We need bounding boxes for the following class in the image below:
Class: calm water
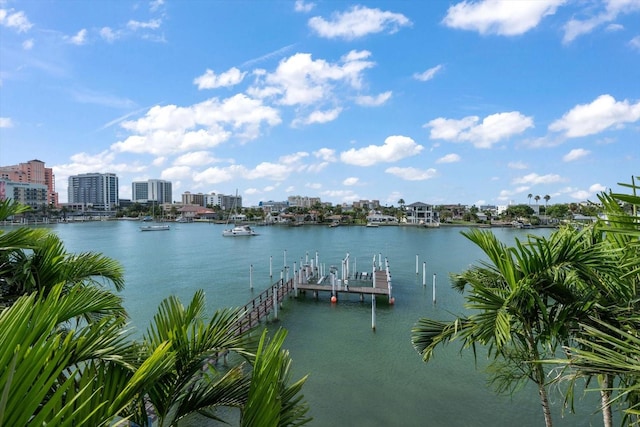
[42,221,600,426]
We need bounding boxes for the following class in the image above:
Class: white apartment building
[132,179,172,204]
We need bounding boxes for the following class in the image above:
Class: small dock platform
[231,252,393,334]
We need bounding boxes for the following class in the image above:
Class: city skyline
[1,1,638,207]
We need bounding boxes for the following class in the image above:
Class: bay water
[46,221,600,426]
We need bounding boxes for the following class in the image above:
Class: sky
[0,0,639,207]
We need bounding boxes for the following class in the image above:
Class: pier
[233,252,393,333]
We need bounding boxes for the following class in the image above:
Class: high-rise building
[0,159,58,206]
[204,192,241,210]
[67,173,119,210]
[132,179,172,204]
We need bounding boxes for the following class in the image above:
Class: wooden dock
[231,253,393,334]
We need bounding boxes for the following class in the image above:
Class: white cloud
[508,161,528,169]
[127,19,161,31]
[343,177,359,186]
[570,190,591,200]
[293,108,342,126]
[436,153,461,163]
[194,67,246,89]
[321,189,360,204]
[280,151,309,165]
[385,167,437,181]
[112,94,281,155]
[255,51,375,106]
[563,0,640,43]
[313,148,337,162]
[0,117,14,128]
[150,0,165,12]
[193,164,247,185]
[562,148,590,162]
[70,88,136,109]
[173,151,218,166]
[100,27,119,43]
[426,111,534,148]
[512,173,563,185]
[152,157,167,167]
[497,186,531,201]
[22,39,34,50]
[442,0,565,36]
[355,91,392,107]
[67,29,87,45]
[307,162,329,173]
[294,0,315,13]
[161,166,192,180]
[549,94,640,138]
[247,162,291,181]
[630,35,640,50]
[570,183,607,200]
[340,135,423,166]
[413,65,443,82]
[308,5,411,40]
[0,8,33,33]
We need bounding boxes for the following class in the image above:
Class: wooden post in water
[432,273,437,304]
[273,287,278,320]
[416,254,419,275]
[284,249,287,268]
[250,264,253,290]
[422,262,426,286]
[269,256,273,278]
[371,294,376,330]
[293,262,298,297]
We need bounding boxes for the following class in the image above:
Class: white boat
[140,225,170,231]
[221,189,257,237]
[222,224,258,237]
[366,222,379,228]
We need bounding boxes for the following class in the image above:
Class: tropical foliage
[0,199,310,426]
[411,176,640,427]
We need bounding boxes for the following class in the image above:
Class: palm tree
[0,199,311,427]
[543,195,551,224]
[0,282,172,426]
[534,194,541,206]
[0,200,125,311]
[411,227,619,427]
[560,177,640,424]
[527,193,533,205]
[241,329,311,427]
[138,290,255,426]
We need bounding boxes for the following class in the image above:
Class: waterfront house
[404,202,439,225]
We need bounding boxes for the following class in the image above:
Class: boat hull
[222,225,258,236]
[140,225,170,231]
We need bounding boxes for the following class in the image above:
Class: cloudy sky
[1,0,638,206]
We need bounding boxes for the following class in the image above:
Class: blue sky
[1,0,638,207]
